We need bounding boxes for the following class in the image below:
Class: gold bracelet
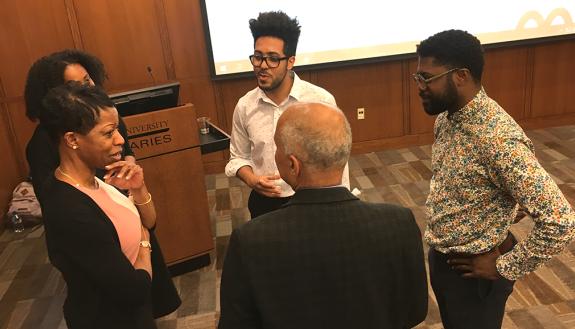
[139,240,152,252]
[134,193,152,206]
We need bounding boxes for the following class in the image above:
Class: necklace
[57,167,98,189]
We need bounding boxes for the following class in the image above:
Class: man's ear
[63,132,80,150]
[287,56,296,70]
[289,154,301,176]
[454,68,471,87]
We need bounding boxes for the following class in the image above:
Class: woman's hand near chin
[105,161,157,229]
[103,161,145,190]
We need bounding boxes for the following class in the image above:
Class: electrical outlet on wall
[357,108,365,120]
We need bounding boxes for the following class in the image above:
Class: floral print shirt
[424,88,575,280]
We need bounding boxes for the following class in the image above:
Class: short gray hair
[277,103,352,171]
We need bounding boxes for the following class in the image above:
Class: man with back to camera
[415,29,575,328]
[225,11,350,219]
[218,102,428,329]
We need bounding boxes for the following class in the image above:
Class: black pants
[247,190,291,219]
[429,249,515,329]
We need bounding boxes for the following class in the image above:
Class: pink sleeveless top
[77,178,141,265]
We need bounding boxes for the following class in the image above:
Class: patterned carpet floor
[3,125,575,328]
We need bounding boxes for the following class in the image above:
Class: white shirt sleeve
[225,103,255,177]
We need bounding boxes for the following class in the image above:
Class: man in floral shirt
[415,29,575,329]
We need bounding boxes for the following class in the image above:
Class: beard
[256,68,289,92]
[420,78,459,116]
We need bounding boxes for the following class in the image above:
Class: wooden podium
[122,104,214,267]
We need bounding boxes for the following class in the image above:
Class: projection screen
[200,0,575,78]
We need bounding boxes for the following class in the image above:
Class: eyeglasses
[249,54,289,68]
[412,68,461,89]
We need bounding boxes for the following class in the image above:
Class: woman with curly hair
[25,49,135,203]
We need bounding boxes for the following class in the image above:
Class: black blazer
[219,187,428,329]
[42,177,180,329]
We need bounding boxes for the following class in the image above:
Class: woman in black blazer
[40,82,179,329]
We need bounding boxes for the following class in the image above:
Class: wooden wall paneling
[72,0,169,91]
[0,60,5,99]
[200,150,224,164]
[352,133,434,155]
[520,113,575,131]
[152,0,176,80]
[64,0,84,48]
[162,0,212,79]
[179,79,218,118]
[530,40,575,118]
[315,62,405,143]
[522,47,535,119]
[0,0,75,98]
[203,156,227,175]
[162,0,223,152]
[483,47,529,120]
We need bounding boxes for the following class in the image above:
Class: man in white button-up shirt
[225,11,350,218]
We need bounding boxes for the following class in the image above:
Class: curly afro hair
[416,29,484,82]
[249,11,301,56]
[24,49,107,121]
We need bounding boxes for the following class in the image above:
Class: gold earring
[72,145,78,150]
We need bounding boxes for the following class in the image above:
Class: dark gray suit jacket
[218,187,428,329]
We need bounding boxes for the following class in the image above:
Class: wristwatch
[139,240,152,252]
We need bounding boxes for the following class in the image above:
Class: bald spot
[277,102,347,144]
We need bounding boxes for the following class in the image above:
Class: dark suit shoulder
[346,200,419,233]
[355,201,415,221]
[236,198,418,243]
[355,200,412,213]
